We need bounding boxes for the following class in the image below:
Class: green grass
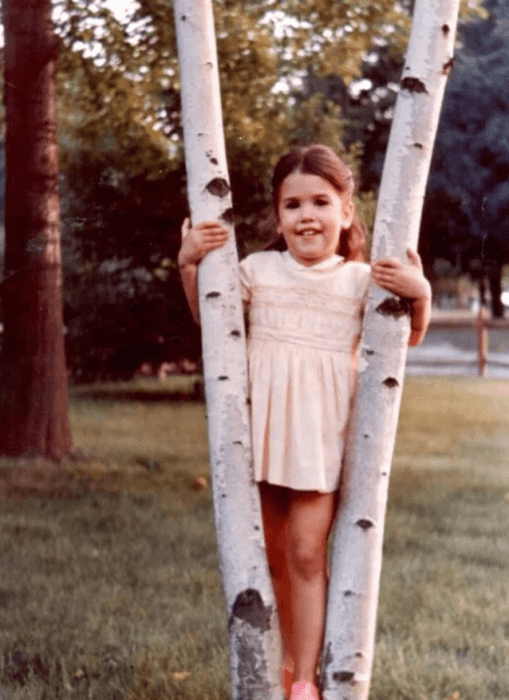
[0,376,508,699]
[374,378,509,700]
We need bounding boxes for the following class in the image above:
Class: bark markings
[173,2,281,698]
[322,2,461,698]
[230,589,272,631]
[401,76,428,93]
[376,297,411,318]
[206,177,230,197]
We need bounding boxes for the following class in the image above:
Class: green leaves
[54,0,412,180]
[52,0,488,376]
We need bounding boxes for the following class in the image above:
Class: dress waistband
[250,325,353,353]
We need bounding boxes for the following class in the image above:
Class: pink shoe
[289,681,320,700]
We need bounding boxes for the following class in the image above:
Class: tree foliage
[424,0,508,314]
[54,0,396,379]
[44,0,489,378]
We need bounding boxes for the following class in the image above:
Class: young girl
[178,145,431,700]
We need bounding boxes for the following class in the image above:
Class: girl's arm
[371,249,432,346]
[177,218,229,324]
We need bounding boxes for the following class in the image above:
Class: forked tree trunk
[0,0,72,459]
[173,3,282,699]
[322,2,461,698]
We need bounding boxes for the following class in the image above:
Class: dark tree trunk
[479,277,486,307]
[0,0,72,458]
[489,264,504,318]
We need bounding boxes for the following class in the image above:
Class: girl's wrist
[410,280,432,303]
[410,287,431,332]
[177,256,198,269]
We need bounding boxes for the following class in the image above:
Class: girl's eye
[285,201,300,209]
[315,199,329,206]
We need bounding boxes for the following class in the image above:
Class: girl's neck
[284,250,342,268]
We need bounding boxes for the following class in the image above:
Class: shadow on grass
[0,453,210,502]
[71,382,205,404]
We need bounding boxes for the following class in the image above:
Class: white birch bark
[322,2,460,698]
[173,3,282,699]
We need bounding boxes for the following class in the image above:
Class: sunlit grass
[373,377,509,700]
[0,376,507,699]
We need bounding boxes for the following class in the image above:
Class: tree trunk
[479,277,487,308]
[488,263,503,318]
[173,3,282,699]
[322,2,460,698]
[0,0,72,459]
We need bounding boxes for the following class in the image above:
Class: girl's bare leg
[258,483,294,672]
[286,490,337,685]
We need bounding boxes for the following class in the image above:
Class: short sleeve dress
[239,250,371,493]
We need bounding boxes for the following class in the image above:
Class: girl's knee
[288,538,326,581]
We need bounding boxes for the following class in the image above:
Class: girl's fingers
[178,217,229,268]
[203,236,228,248]
[182,220,227,237]
[181,217,191,238]
[371,267,397,281]
[406,248,422,269]
[180,218,228,257]
[200,228,228,238]
[202,227,228,250]
[375,252,422,271]
[196,224,228,240]
[372,266,405,288]
[195,220,227,231]
[373,257,401,268]
[204,233,228,245]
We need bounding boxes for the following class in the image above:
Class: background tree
[0,0,482,383]
[0,0,72,458]
[425,0,509,316]
[52,0,372,380]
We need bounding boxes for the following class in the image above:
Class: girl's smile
[277,171,354,266]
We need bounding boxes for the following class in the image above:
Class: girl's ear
[343,201,354,229]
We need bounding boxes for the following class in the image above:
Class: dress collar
[282,250,344,271]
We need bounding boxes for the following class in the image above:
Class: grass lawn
[0,376,508,699]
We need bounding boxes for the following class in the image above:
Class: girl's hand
[371,249,431,301]
[177,218,229,268]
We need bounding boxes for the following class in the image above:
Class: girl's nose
[299,205,315,221]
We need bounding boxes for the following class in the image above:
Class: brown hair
[268,144,367,262]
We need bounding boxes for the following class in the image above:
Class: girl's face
[276,170,354,266]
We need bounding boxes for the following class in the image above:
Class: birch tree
[322,1,461,698]
[0,0,72,459]
[172,2,282,699]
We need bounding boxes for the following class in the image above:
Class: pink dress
[239,250,371,493]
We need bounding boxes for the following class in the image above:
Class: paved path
[406,311,509,377]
